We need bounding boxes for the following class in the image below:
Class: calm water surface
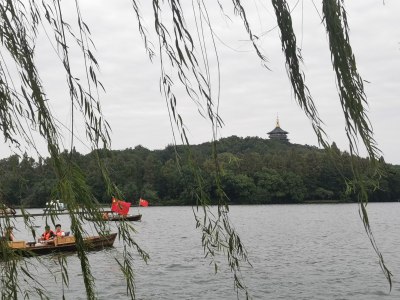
[5,203,400,299]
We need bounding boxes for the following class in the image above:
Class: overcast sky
[2,0,400,164]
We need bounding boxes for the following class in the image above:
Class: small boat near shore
[43,200,67,212]
[85,211,142,222]
[3,233,117,257]
[83,197,145,223]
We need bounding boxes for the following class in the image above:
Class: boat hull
[108,214,142,222]
[4,233,117,257]
[85,214,142,222]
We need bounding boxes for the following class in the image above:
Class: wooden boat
[91,197,145,222]
[85,211,142,222]
[3,233,117,257]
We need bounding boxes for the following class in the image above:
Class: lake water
[3,203,400,299]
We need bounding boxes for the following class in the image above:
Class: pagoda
[267,117,289,142]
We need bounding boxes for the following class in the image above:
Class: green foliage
[1,137,398,208]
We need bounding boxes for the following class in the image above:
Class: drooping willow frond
[322,0,380,160]
[151,0,252,295]
[231,0,268,67]
[321,0,391,289]
[271,0,327,148]
[271,0,390,290]
[0,1,147,298]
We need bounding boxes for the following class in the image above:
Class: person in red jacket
[39,225,55,242]
[55,224,65,237]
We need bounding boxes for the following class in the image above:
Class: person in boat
[55,224,65,237]
[2,226,15,241]
[102,212,109,220]
[39,225,55,242]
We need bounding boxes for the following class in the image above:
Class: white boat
[43,200,67,212]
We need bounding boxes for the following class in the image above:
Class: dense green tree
[221,172,256,204]
[1,137,399,207]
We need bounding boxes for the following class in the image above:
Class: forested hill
[1,136,399,207]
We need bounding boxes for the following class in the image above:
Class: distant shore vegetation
[1,136,399,208]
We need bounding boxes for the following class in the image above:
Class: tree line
[1,136,399,208]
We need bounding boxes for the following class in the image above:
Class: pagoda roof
[267,126,288,134]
